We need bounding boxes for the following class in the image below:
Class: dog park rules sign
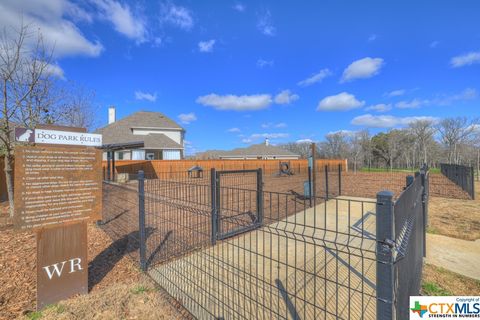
[13,145,102,229]
[13,127,102,310]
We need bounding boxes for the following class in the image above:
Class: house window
[132,149,146,160]
[117,152,124,160]
[146,153,154,160]
[162,150,181,160]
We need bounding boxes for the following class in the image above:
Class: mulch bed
[0,223,142,320]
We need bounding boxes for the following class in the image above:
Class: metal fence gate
[213,169,263,241]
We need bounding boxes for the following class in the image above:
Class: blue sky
[2,1,479,154]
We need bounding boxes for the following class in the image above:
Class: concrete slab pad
[149,196,377,319]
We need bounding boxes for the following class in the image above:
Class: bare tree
[408,119,436,165]
[1,24,97,217]
[54,82,98,130]
[348,131,364,173]
[320,132,350,159]
[437,117,479,164]
[1,24,54,216]
[281,141,314,159]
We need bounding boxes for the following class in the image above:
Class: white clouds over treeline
[196,89,299,111]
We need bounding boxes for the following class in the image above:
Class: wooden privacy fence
[102,159,348,178]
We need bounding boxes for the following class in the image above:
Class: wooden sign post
[13,127,102,310]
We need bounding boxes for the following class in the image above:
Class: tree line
[281,117,480,172]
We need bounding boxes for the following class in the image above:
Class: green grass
[49,304,65,314]
[26,304,66,319]
[131,285,151,294]
[422,281,453,296]
[359,167,440,174]
[426,226,438,234]
[25,311,43,320]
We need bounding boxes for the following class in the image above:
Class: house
[197,139,300,160]
[96,107,185,160]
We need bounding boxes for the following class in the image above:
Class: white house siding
[131,128,183,145]
[162,150,181,160]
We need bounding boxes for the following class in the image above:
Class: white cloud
[233,3,245,12]
[392,88,478,109]
[159,2,194,30]
[317,92,365,111]
[395,98,424,109]
[261,122,287,129]
[368,34,377,42]
[433,88,478,106]
[341,57,384,82]
[365,103,392,112]
[0,0,103,58]
[297,69,332,86]
[328,130,357,136]
[274,90,299,105]
[257,10,275,36]
[178,112,197,124]
[93,0,147,43]
[227,127,241,133]
[450,87,478,100]
[296,139,313,144]
[252,133,288,139]
[196,93,272,111]
[242,132,289,144]
[45,63,66,80]
[135,91,157,102]
[385,89,406,97]
[351,114,438,128]
[198,39,215,52]
[256,58,274,68]
[451,51,480,68]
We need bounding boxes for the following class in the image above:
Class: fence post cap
[377,190,394,198]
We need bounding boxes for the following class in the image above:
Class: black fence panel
[376,166,428,320]
[440,163,475,199]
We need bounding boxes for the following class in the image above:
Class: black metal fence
[376,166,428,319]
[137,169,378,319]
[440,163,476,199]
[100,164,429,319]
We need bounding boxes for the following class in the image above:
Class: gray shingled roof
[198,143,299,158]
[95,111,184,149]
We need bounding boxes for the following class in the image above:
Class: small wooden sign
[13,145,102,231]
[37,223,88,310]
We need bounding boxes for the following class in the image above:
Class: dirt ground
[0,222,185,320]
[427,181,480,240]
[422,264,480,296]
